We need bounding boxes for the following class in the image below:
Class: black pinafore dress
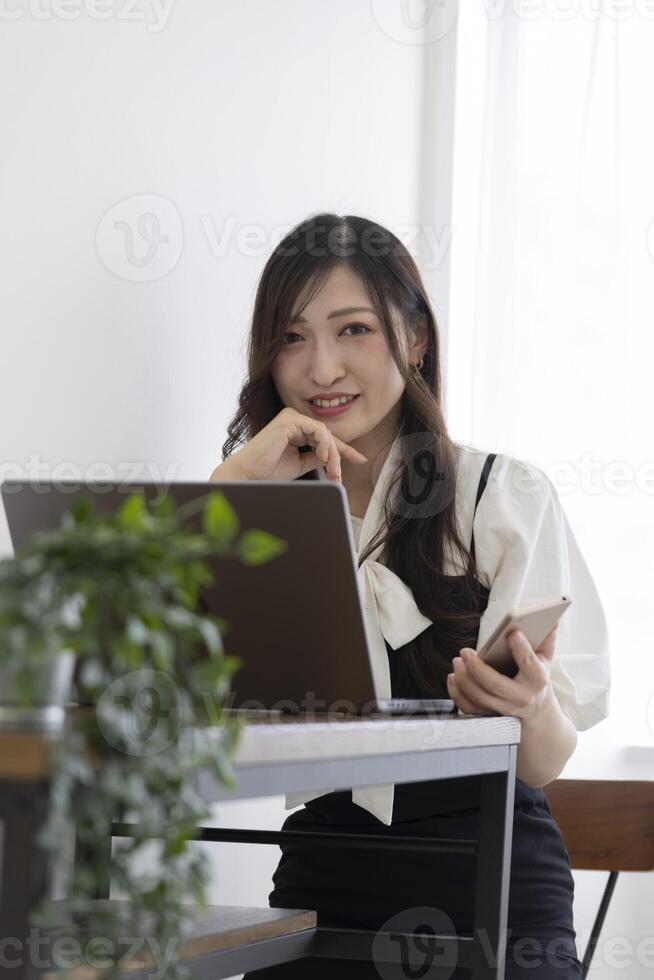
[243,455,583,979]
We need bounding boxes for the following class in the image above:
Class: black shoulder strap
[469,453,497,565]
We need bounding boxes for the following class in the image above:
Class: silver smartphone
[478,594,573,677]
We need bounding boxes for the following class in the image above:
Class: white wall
[0,0,430,560]
[0,3,434,978]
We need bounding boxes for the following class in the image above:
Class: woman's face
[270,265,415,453]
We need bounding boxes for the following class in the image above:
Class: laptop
[0,478,456,719]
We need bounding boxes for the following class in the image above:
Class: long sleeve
[472,454,611,731]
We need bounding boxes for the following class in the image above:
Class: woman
[211,213,611,978]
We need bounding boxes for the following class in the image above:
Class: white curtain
[447,2,654,746]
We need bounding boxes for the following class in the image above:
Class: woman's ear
[410,316,429,361]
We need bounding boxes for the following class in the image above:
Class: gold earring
[412,355,424,375]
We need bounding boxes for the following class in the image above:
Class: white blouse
[284,435,611,825]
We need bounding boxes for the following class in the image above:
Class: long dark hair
[222,213,486,697]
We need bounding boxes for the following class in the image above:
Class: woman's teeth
[311,395,357,408]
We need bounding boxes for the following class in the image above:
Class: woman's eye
[282,323,370,345]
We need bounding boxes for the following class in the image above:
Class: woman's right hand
[211,407,368,483]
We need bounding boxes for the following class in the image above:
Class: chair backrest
[545,779,654,872]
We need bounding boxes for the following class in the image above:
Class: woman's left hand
[447,624,559,722]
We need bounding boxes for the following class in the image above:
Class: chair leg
[581,871,619,978]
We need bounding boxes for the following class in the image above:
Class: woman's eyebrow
[288,305,377,325]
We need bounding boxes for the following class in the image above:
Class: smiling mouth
[306,394,361,416]
[309,395,359,408]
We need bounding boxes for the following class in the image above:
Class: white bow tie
[313,460,433,700]
[350,553,433,826]
[356,556,433,700]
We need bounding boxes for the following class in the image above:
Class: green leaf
[164,831,188,857]
[110,633,142,669]
[202,492,239,545]
[127,615,151,646]
[150,630,174,670]
[150,492,175,520]
[222,654,244,678]
[117,493,147,530]
[71,497,94,525]
[235,529,288,566]
[164,607,195,630]
[197,618,223,656]
[213,616,231,636]
[192,657,229,692]
[188,560,215,589]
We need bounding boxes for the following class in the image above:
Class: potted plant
[0,486,288,980]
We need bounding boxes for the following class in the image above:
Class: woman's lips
[307,394,360,417]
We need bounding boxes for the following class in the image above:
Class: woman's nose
[309,363,346,386]
[306,342,348,383]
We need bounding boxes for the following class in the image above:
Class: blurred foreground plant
[0,487,287,980]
